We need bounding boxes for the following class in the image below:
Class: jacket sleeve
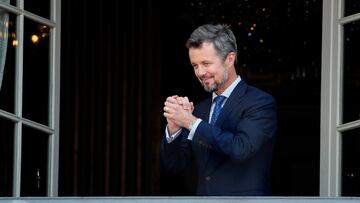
[160,130,193,175]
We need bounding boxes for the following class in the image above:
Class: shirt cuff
[187,119,202,140]
[165,126,182,143]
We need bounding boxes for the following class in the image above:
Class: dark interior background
[0,0,325,197]
[59,0,322,196]
[4,0,360,197]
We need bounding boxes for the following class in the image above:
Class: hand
[163,95,197,133]
[163,95,181,134]
[176,96,194,113]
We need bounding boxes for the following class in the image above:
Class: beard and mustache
[200,69,228,93]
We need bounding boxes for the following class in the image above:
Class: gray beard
[202,70,228,93]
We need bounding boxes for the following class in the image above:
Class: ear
[226,52,236,65]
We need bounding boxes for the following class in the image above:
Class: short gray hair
[186,24,238,65]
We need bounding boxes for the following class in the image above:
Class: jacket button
[205,176,211,181]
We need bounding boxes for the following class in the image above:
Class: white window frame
[320,0,360,196]
[0,0,60,197]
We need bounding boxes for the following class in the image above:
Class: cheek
[212,68,221,78]
[194,67,208,77]
[194,69,201,77]
[213,68,226,81]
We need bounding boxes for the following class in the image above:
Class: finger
[165,101,180,109]
[182,96,191,110]
[165,102,185,116]
[163,112,173,120]
[167,96,179,104]
[176,97,184,105]
[163,105,174,113]
[169,95,179,103]
[178,97,189,110]
[183,96,189,104]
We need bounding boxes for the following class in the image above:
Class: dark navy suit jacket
[161,80,277,195]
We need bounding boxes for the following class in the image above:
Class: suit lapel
[204,81,248,175]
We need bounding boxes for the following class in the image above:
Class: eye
[192,64,198,70]
[203,62,211,67]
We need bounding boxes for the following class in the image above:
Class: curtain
[0,0,10,91]
[59,0,163,195]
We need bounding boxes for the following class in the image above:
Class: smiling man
[161,24,277,196]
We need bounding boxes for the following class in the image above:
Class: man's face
[189,42,228,93]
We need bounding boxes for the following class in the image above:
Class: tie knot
[213,95,226,105]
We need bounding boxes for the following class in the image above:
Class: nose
[196,65,206,76]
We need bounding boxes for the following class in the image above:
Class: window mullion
[12,10,24,197]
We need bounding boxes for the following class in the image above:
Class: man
[161,24,277,195]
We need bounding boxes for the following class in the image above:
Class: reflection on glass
[0,5,9,91]
[20,125,48,196]
[342,129,360,196]
[23,18,50,125]
[344,0,360,17]
[0,12,16,113]
[24,0,50,19]
[0,117,14,196]
[0,0,15,5]
[342,21,360,124]
[0,0,18,6]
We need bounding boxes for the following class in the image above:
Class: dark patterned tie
[210,95,226,125]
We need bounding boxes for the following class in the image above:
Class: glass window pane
[344,0,360,17]
[20,125,48,196]
[0,0,16,6]
[342,21,360,124]
[23,18,50,125]
[0,117,14,196]
[0,12,16,113]
[24,0,50,19]
[342,128,360,196]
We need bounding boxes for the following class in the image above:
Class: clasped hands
[163,95,198,134]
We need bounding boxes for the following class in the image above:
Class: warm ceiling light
[12,39,18,46]
[31,34,39,44]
